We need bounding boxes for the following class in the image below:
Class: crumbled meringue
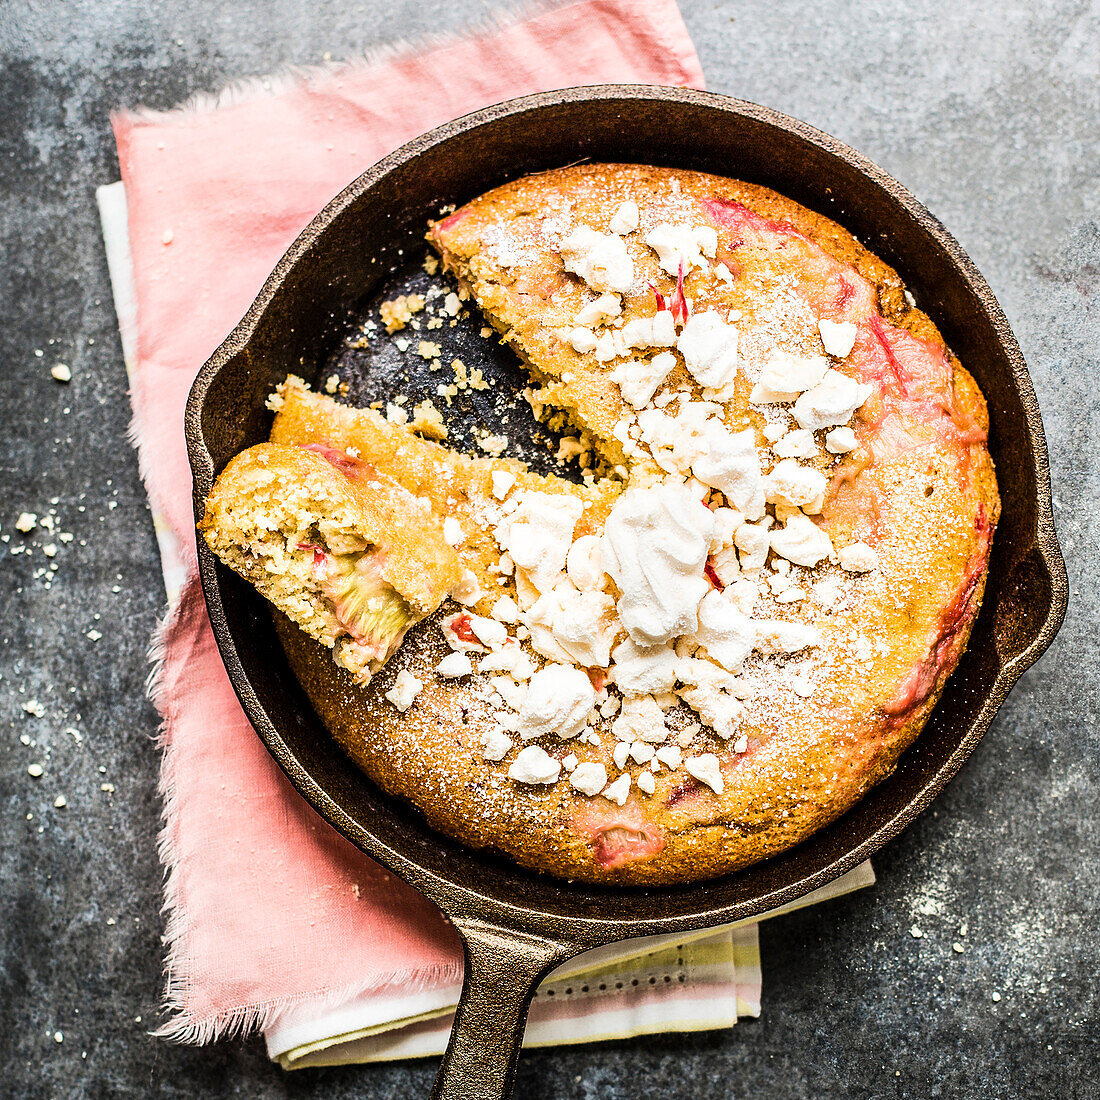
[676,311,740,391]
[622,310,677,349]
[508,744,561,785]
[559,225,635,293]
[793,369,873,431]
[603,480,714,645]
[644,223,718,275]
[610,637,679,695]
[734,518,772,573]
[384,669,423,712]
[495,491,583,591]
[569,762,608,796]
[612,351,676,409]
[550,588,620,668]
[611,693,669,744]
[764,459,828,510]
[435,652,472,678]
[772,428,817,459]
[690,423,766,519]
[609,200,640,236]
[687,590,756,672]
[575,291,623,327]
[749,349,829,403]
[818,318,858,358]
[516,664,595,740]
[839,542,880,572]
[685,753,724,794]
[566,534,606,592]
[602,773,632,805]
[825,426,858,454]
[769,513,833,567]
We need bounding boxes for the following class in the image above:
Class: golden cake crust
[220,164,998,885]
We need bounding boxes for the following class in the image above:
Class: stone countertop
[1,1,1096,1096]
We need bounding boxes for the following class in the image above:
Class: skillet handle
[429,918,575,1100]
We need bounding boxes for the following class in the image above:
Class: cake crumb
[380,293,425,333]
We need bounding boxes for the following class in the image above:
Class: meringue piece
[734,518,772,573]
[764,459,828,510]
[611,637,679,696]
[749,349,829,405]
[709,506,744,552]
[602,773,632,805]
[622,310,677,350]
[772,428,817,459]
[818,318,858,358]
[451,568,483,606]
[793,369,873,431]
[655,745,682,771]
[523,579,584,664]
[559,225,635,293]
[675,658,746,739]
[676,311,739,391]
[384,669,423,712]
[516,664,596,740]
[570,762,609,796]
[491,470,517,500]
[441,611,487,652]
[612,351,676,409]
[478,641,537,679]
[685,753,724,795]
[569,327,597,354]
[443,517,465,546]
[629,740,656,765]
[687,590,756,672]
[489,675,529,711]
[435,652,472,678]
[567,534,606,592]
[611,693,669,744]
[825,426,858,454]
[481,727,514,762]
[838,542,880,573]
[495,491,583,592]
[637,770,656,795]
[690,423,765,519]
[594,331,620,363]
[561,753,578,772]
[575,292,623,327]
[613,740,631,770]
[491,595,520,624]
[602,480,714,645]
[463,616,503,650]
[508,745,561,785]
[551,588,620,668]
[644,223,718,275]
[769,513,833,567]
[609,200,640,235]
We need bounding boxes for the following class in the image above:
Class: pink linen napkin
[114,0,706,1042]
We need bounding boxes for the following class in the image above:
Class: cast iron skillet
[184,87,1067,1099]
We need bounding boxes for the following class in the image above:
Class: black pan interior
[189,87,1064,938]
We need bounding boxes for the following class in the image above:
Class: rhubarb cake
[200,163,998,885]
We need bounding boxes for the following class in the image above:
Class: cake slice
[199,441,462,683]
[267,375,620,616]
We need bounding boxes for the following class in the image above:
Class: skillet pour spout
[184,87,1067,1099]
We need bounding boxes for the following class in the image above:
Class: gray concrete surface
[1,0,1096,1096]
